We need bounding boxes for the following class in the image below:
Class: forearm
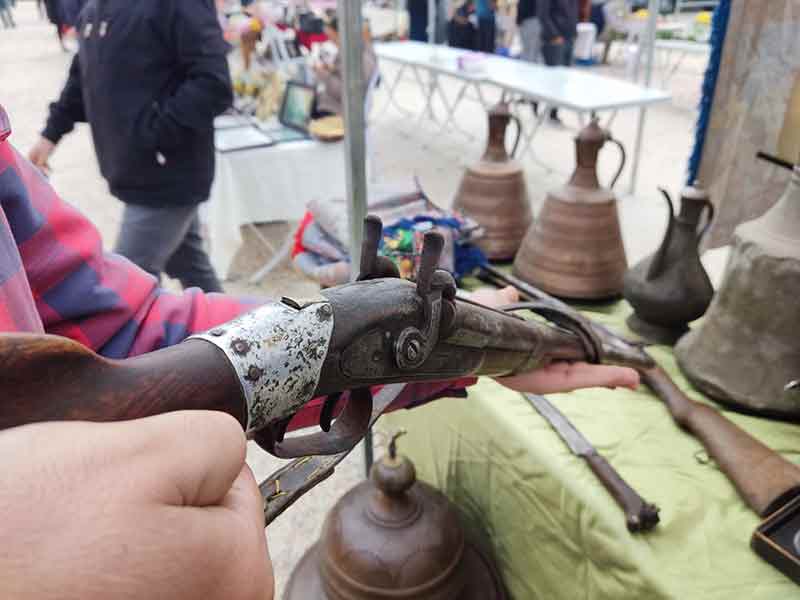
[41,56,86,144]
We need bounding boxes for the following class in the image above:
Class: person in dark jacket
[538,0,578,123]
[448,0,477,51]
[43,0,68,49]
[29,0,233,292]
[475,0,496,54]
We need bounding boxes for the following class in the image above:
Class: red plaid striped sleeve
[0,132,472,428]
[0,140,255,355]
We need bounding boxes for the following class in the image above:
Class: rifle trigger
[319,392,342,433]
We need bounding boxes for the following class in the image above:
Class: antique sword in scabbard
[524,393,660,533]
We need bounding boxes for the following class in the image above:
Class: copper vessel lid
[488,100,512,118]
[284,433,506,600]
[575,117,607,145]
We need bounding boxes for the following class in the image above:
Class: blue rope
[686,0,731,184]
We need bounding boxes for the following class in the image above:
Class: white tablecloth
[203,139,346,278]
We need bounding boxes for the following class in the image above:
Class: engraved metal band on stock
[187,299,335,433]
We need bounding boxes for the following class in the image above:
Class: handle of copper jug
[607,137,627,189]
[697,198,715,241]
[509,113,523,159]
[646,188,676,281]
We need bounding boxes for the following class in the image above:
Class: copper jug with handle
[513,118,627,300]
[453,100,532,261]
[623,183,715,345]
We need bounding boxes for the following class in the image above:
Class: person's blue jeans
[541,38,574,119]
[541,38,575,67]
[477,16,496,54]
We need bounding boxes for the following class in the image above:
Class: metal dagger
[524,393,660,533]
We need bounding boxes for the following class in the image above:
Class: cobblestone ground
[1,1,711,594]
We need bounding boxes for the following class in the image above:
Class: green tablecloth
[382,300,799,599]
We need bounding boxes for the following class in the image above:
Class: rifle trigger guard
[252,387,374,459]
[502,302,603,364]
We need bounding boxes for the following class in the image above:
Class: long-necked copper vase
[284,434,507,599]
[512,118,627,300]
[453,100,532,261]
[623,184,715,345]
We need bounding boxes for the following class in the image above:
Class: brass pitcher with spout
[675,154,800,419]
[453,100,532,261]
[623,183,715,345]
[512,118,627,300]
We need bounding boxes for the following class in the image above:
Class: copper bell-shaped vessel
[675,155,800,419]
[285,433,507,599]
[513,118,627,300]
[453,100,532,260]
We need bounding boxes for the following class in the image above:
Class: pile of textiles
[292,181,487,287]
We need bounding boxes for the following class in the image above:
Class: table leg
[434,78,476,139]
[376,63,414,119]
[473,81,492,110]
[247,225,294,285]
[665,50,688,88]
[629,106,648,194]
[517,101,549,161]
[411,65,439,124]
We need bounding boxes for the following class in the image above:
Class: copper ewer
[513,118,627,300]
[453,101,533,261]
[284,434,507,600]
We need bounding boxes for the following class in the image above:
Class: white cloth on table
[202,139,346,278]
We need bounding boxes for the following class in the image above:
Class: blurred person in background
[517,0,541,63]
[43,0,69,50]
[475,0,496,53]
[61,0,87,29]
[313,15,377,118]
[28,0,233,293]
[407,0,428,42]
[0,0,14,29]
[539,0,578,124]
[448,0,478,50]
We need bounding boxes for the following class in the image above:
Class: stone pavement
[1,1,715,595]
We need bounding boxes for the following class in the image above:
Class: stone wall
[698,0,800,248]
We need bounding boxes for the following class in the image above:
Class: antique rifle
[479,265,800,520]
[0,217,650,525]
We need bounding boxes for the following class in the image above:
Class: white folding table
[374,41,671,192]
[652,39,710,87]
[203,134,346,282]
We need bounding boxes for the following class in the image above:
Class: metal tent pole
[337,0,372,476]
[629,0,659,193]
[427,0,436,43]
[338,0,368,281]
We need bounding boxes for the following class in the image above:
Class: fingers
[169,466,273,600]
[220,464,266,531]
[496,362,641,395]
[468,285,520,309]
[114,411,248,508]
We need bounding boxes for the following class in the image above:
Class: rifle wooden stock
[0,333,245,430]
[642,366,800,517]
